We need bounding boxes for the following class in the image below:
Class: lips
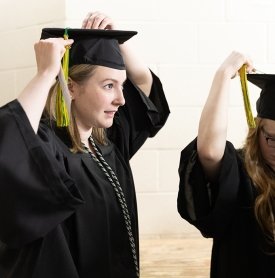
[104,111,117,117]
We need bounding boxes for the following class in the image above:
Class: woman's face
[259,118,275,170]
[71,65,126,131]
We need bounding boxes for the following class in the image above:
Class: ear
[68,77,75,100]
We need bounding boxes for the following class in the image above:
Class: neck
[79,128,93,147]
[74,118,93,146]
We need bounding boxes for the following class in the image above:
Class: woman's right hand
[81,11,115,30]
[34,38,74,79]
[217,51,254,79]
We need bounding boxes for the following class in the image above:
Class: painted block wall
[1,0,275,237]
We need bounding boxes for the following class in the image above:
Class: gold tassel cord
[56,28,70,127]
[239,65,256,128]
[62,29,70,80]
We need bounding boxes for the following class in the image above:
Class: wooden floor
[140,236,212,278]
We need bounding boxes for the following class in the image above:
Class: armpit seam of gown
[184,150,198,221]
[184,150,213,222]
[129,71,169,128]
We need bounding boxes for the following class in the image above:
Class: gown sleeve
[177,138,242,239]
[107,70,170,159]
[0,100,84,248]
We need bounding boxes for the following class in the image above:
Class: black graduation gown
[0,72,170,278]
[177,139,275,278]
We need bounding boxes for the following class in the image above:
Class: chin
[102,121,114,129]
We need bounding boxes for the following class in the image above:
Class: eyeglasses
[261,128,275,148]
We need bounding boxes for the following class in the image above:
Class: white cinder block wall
[2,0,275,237]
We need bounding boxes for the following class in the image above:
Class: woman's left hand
[82,11,115,30]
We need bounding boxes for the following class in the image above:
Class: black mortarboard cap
[41,28,137,70]
[247,74,275,121]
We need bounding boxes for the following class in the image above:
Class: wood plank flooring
[140,236,212,278]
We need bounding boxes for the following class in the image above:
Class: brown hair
[45,64,107,153]
[243,117,275,244]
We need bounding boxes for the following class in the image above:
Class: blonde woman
[0,12,169,278]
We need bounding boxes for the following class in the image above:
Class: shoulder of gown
[177,138,253,238]
[0,100,84,248]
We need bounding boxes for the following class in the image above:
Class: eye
[104,83,113,90]
[265,131,275,140]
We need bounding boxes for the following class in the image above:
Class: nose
[113,88,125,106]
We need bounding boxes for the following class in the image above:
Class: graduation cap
[41,28,137,70]
[247,74,275,121]
[40,28,137,126]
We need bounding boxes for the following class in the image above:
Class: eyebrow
[102,78,127,84]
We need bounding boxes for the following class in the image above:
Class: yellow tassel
[56,28,70,127]
[239,65,256,128]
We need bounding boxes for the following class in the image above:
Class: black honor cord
[83,136,139,277]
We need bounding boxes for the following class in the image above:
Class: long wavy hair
[45,64,107,153]
[243,117,275,245]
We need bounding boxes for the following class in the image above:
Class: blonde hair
[45,64,107,153]
[243,117,275,245]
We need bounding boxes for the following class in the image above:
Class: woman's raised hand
[82,11,115,30]
[218,51,254,79]
[34,38,74,79]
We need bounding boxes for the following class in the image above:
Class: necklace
[83,136,139,277]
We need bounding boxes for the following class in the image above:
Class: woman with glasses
[177,51,275,278]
